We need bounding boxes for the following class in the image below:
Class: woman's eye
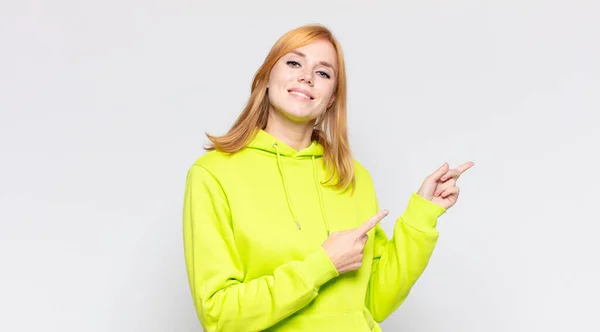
[287,60,330,79]
[317,71,331,79]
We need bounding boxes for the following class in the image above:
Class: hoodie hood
[245,128,330,235]
[247,129,324,158]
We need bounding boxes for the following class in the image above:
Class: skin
[265,39,337,152]
[264,39,474,274]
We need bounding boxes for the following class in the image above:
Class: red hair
[205,23,354,192]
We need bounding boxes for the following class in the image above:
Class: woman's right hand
[322,210,389,274]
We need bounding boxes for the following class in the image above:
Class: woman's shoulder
[352,158,373,179]
[189,149,234,172]
[350,158,377,190]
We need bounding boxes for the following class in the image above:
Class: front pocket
[354,310,374,331]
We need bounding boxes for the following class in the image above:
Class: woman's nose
[297,72,314,85]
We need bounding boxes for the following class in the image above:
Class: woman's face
[267,39,338,124]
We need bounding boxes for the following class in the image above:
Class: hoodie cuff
[298,246,339,289]
[400,192,447,232]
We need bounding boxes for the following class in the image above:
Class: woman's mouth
[288,89,314,101]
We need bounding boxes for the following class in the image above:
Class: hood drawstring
[273,143,301,230]
[272,143,331,236]
[313,156,331,237]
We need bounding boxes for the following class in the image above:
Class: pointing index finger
[456,161,475,174]
[356,210,389,236]
[441,162,475,181]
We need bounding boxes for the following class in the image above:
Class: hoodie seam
[191,164,234,228]
[248,149,321,160]
[399,219,439,236]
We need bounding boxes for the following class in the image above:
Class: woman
[183,23,473,331]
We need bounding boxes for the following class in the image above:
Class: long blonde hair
[205,23,355,192]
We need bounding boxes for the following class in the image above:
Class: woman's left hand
[416,161,474,210]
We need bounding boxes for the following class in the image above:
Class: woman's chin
[287,112,319,124]
[270,105,321,124]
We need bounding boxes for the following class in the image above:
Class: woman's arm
[183,165,339,332]
[365,192,446,322]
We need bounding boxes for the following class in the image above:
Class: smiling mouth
[288,90,314,100]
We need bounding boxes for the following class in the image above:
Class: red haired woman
[182,23,474,331]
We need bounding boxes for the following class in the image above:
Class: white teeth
[290,91,311,99]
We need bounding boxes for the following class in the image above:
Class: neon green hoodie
[183,129,446,331]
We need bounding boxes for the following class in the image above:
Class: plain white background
[1,0,598,331]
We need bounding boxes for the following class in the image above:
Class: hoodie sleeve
[183,164,339,332]
[365,192,447,322]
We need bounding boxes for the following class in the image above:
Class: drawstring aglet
[295,220,301,230]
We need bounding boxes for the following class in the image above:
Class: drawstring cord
[273,143,301,230]
[312,156,331,236]
[272,143,331,236]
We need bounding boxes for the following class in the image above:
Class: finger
[356,210,388,236]
[440,162,475,181]
[440,169,460,182]
[440,186,460,198]
[434,179,456,196]
[427,162,449,182]
[455,161,475,175]
[441,163,475,181]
